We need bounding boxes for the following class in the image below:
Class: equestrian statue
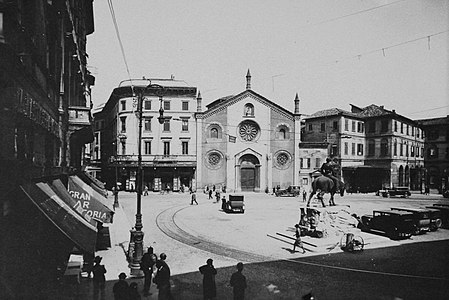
[307,158,345,207]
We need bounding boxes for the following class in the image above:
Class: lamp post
[129,83,164,276]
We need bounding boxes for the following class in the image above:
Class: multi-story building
[195,70,301,192]
[99,78,198,192]
[0,0,97,298]
[297,142,328,191]
[418,115,449,194]
[302,104,425,192]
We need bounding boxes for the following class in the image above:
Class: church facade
[195,71,301,192]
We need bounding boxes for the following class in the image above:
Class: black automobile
[359,210,415,240]
[391,207,433,234]
[275,185,301,197]
[381,187,411,198]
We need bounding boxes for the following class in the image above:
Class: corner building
[195,71,301,192]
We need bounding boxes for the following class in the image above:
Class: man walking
[190,190,198,205]
[153,253,172,300]
[230,262,247,300]
[199,258,217,300]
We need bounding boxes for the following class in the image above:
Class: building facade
[418,115,449,194]
[302,104,425,192]
[99,78,198,192]
[195,71,301,192]
[0,0,96,298]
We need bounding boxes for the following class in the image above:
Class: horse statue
[306,176,345,207]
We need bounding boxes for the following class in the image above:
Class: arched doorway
[405,165,410,187]
[239,154,260,191]
[398,165,404,186]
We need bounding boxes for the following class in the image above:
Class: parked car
[275,185,301,197]
[428,204,449,228]
[422,207,443,231]
[224,195,245,213]
[391,207,434,234]
[359,210,415,240]
[381,187,411,198]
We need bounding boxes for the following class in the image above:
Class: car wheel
[388,228,399,240]
[412,225,420,235]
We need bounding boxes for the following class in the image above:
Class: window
[344,142,348,155]
[381,120,388,133]
[120,117,126,132]
[181,118,189,132]
[344,119,349,131]
[351,143,355,155]
[121,142,126,155]
[300,158,311,168]
[332,121,338,131]
[411,144,414,157]
[315,158,321,168]
[302,178,308,185]
[368,121,376,133]
[163,100,170,110]
[357,144,364,156]
[428,146,438,158]
[380,139,388,157]
[394,121,398,132]
[406,124,409,135]
[182,101,189,111]
[121,100,126,111]
[144,118,151,131]
[94,147,99,160]
[331,145,338,156]
[163,141,170,155]
[244,104,254,116]
[211,128,218,138]
[308,124,313,131]
[416,128,420,138]
[400,142,403,156]
[357,122,364,133]
[405,143,409,157]
[144,141,151,154]
[368,140,375,156]
[351,121,355,132]
[394,140,397,156]
[279,129,286,139]
[320,123,325,132]
[411,126,414,136]
[144,100,151,110]
[163,119,170,132]
[416,147,419,157]
[182,141,188,155]
[400,122,404,134]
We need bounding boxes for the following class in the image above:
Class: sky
[87,0,449,120]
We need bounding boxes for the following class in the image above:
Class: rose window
[277,153,289,166]
[238,121,259,142]
[208,152,221,166]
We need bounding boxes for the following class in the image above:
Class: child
[293,224,305,254]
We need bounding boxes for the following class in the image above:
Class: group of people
[199,259,247,300]
[139,248,173,299]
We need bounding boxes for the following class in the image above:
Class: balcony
[69,106,91,126]
[112,154,196,167]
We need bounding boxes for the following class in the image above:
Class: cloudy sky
[87,0,448,119]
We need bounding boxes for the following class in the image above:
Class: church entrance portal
[239,154,260,191]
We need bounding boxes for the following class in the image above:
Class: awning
[67,175,114,223]
[77,171,108,198]
[20,182,97,253]
[50,179,98,226]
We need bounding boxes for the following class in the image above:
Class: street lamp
[129,83,164,276]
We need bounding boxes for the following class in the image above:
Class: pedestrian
[208,189,213,200]
[83,252,94,278]
[215,190,220,203]
[140,247,157,296]
[153,253,172,300]
[213,185,216,192]
[129,282,142,300]
[302,190,307,202]
[199,258,217,300]
[92,256,107,300]
[222,195,228,211]
[230,262,247,300]
[190,190,198,205]
[113,272,129,300]
[143,185,149,196]
[292,224,305,254]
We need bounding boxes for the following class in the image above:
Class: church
[195,70,302,192]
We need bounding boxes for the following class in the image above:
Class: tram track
[155,204,270,263]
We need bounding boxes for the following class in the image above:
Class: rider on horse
[320,158,339,187]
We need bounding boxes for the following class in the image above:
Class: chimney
[196,91,202,112]
[294,93,300,114]
[246,69,251,90]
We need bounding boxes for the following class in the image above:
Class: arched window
[279,129,286,140]
[244,103,254,116]
[211,128,218,139]
[277,125,290,140]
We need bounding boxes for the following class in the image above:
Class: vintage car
[223,195,245,213]
[359,210,415,240]
[275,185,301,197]
[428,204,449,228]
[380,187,411,198]
[391,207,434,234]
